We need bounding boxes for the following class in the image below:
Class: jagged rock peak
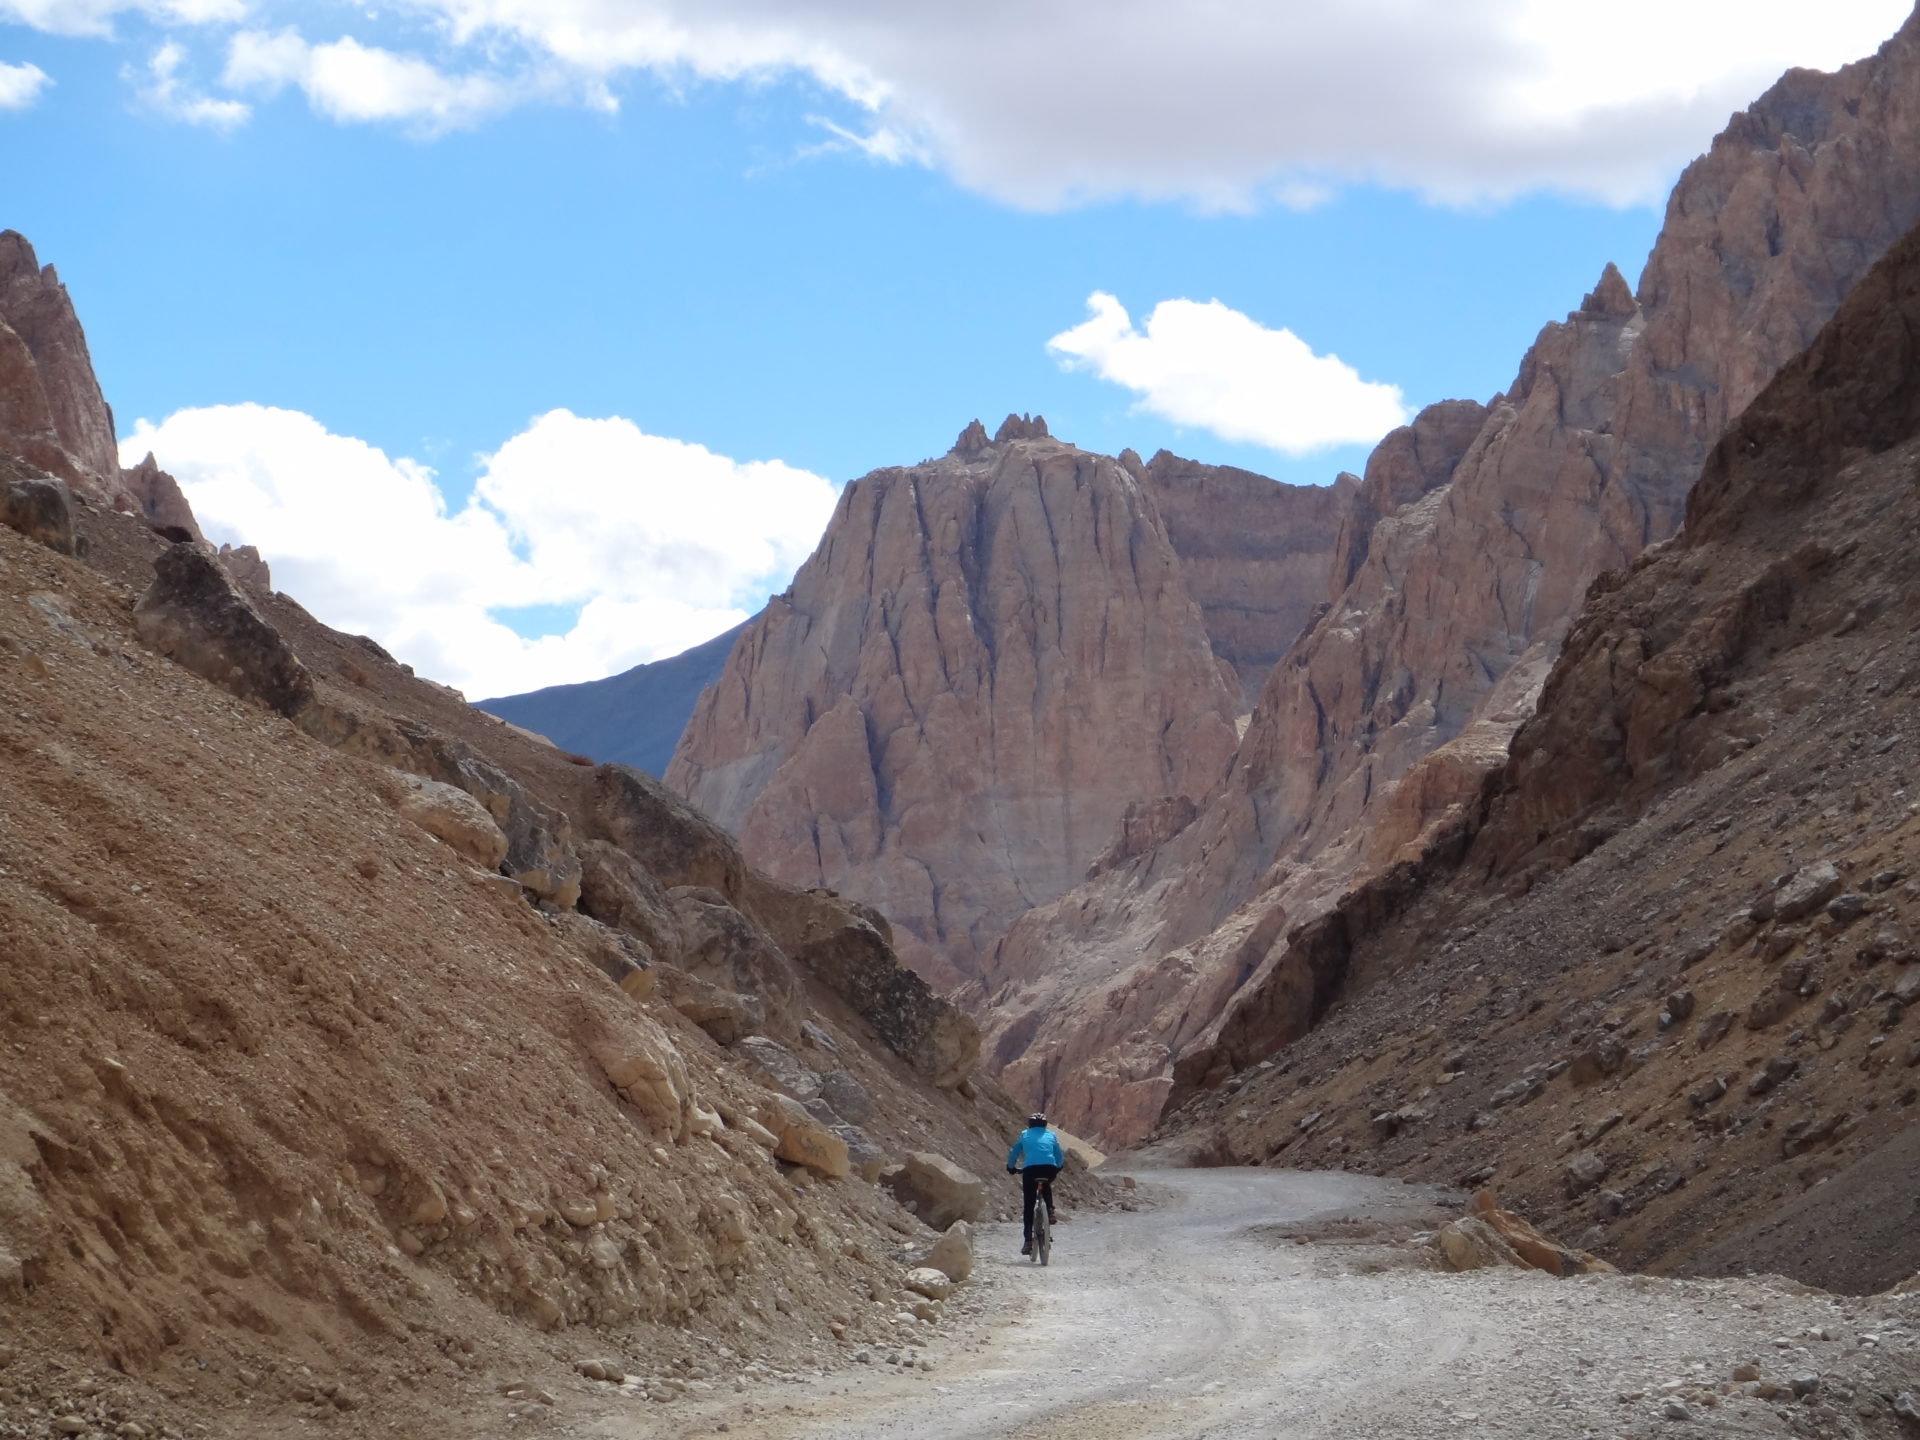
[1578,261,1638,319]
[952,418,991,457]
[121,451,205,542]
[0,230,44,285]
[993,412,1049,443]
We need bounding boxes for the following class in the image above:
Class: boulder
[1563,1150,1610,1197]
[1434,1215,1524,1272]
[1775,862,1844,922]
[654,967,760,1043]
[0,462,73,555]
[918,1221,973,1282]
[1747,1054,1799,1096]
[576,839,680,964]
[764,1094,850,1179]
[396,773,509,868]
[591,763,747,902]
[551,913,656,999]
[818,1069,875,1125]
[669,886,799,1023]
[591,1029,690,1136]
[1436,1195,1615,1277]
[878,1152,984,1230]
[736,1036,820,1103]
[715,1105,779,1151]
[902,1267,953,1301]
[1568,1042,1626,1086]
[832,1122,888,1182]
[133,543,315,718]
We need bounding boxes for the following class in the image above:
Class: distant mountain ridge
[477,622,744,776]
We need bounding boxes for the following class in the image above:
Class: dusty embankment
[557,1170,1920,1440]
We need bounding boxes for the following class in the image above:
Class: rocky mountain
[478,620,745,776]
[1156,208,1920,1295]
[0,231,199,539]
[978,10,1920,1148]
[666,414,1246,988]
[1127,448,1358,710]
[0,245,1118,1438]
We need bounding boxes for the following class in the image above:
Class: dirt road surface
[587,1169,1917,1440]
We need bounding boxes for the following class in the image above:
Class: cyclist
[1006,1112,1064,1256]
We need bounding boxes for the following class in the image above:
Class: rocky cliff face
[1159,212,1920,1296]
[0,230,199,538]
[984,13,1920,1147]
[667,416,1243,988]
[1127,449,1356,709]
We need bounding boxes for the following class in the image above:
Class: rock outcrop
[667,422,1242,987]
[0,230,120,496]
[878,1151,986,1231]
[980,13,1920,1146]
[132,542,317,718]
[1155,210,1920,1294]
[0,233,201,535]
[0,457,76,555]
[1127,448,1358,708]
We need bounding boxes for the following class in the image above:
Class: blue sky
[2,0,1910,697]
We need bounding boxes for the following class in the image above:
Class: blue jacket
[1007,1125,1064,1170]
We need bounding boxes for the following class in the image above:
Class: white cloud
[5,0,1908,204]
[224,28,512,129]
[131,39,249,128]
[0,0,242,40]
[0,58,49,108]
[384,0,1913,208]
[1048,292,1409,455]
[118,404,838,698]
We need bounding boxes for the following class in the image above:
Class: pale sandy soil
[558,1170,1920,1440]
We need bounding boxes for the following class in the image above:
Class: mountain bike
[1030,1174,1054,1266]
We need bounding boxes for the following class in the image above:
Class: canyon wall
[1158,211,1920,1295]
[982,11,1920,1146]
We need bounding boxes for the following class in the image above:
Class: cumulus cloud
[6,0,1908,202]
[130,39,249,128]
[0,0,242,40]
[388,0,1912,208]
[1048,292,1409,455]
[0,58,49,108]
[118,404,838,698]
[223,29,513,129]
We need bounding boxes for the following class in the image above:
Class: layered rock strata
[984,14,1920,1146]
[667,417,1243,988]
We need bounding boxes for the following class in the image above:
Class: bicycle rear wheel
[1034,1186,1052,1266]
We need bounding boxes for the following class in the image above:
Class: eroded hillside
[1158,212,1920,1296]
[0,236,1114,1439]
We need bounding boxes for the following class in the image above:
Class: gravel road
[591,1169,1920,1440]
